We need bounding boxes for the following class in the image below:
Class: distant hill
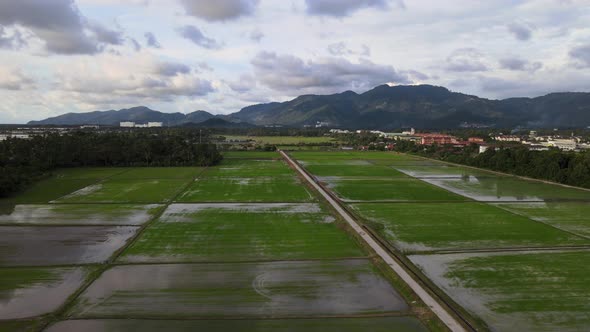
[182,118,256,128]
[28,85,590,129]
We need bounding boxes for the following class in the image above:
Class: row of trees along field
[395,140,590,189]
[0,130,222,197]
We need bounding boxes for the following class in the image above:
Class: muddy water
[0,226,138,266]
[46,317,428,332]
[0,204,162,225]
[0,267,89,319]
[69,259,407,318]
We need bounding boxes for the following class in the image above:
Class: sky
[0,0,589,123]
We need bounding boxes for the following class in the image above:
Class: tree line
[0,130,222,197]
[394,140,590,189]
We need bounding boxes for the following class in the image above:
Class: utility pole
[199,129,202,144]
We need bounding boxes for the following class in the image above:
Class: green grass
[423,176,590,202]
[225,135,336,145]
[222,151,280,159]
[324,178,467,202]
[110,167,203,179]
[119,203,364,263]
[494,202,590,238]
[0,204,163,225]
[0,320,43,332]
[46,317,428,332]
[176,177,313,202]
[350,202,588,252]
[206,159,295,177]
[0,267,90,319]
[68,259,407,318]
[3,178,99,204]
[305,164,407,177]
[55,179,190,203]
[52,167,127,179]
[410,250,590,331]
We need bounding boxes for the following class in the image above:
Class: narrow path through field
[280,151,467,332]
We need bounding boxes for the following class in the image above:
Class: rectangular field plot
[119,203,364,263]
[55,179,189,203]
[110,167,203,179]
[422,176,590,202]
[205,159,295,177]
[291,151,417,161]
[0,226,137,266]
[52,167,127,180]
[323,178,467,202]
[223,151,280,159]
[494,202,590,238]
[176,177,313,202]
[410,250,590,332]
[350,203,588,252]
[0,320,43,332]
[0,267,90,319]
[5,178,99,204]
[394,165,493,178]
[46,317,428,332]
[0,204,162,226]
[305,164,406,177]
[68,259,408,318]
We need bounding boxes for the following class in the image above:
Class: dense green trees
[395,142,590,189]
[0,130,222,197]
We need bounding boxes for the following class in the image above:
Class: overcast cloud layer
[0,0,589,123]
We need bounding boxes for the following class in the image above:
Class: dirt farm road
[280,150,467,332]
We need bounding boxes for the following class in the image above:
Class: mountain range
[28,85,590,129]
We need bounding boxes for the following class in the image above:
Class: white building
[120,121,135,127]
[148,122,163,127]
[547,138,577,151]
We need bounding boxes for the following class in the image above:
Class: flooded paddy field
[350,202,588,252]
[45,316,428,332]
[119,203,363,263]
[323,178,467,202]
[52,168,127,180]
[410,250,590,331]
[5,178,100,204]
[494,202,590,238]
[420,175,590,202]
[0,204,162,226]
[305,164,406,177]
[176,176,314,202]
[108,167,203,179]
[54,178,190,203]
[291,151,420,161]
[0,226,137,266]
[206,159,295,177]
[223,151,281,159]
[394,165,493,178]
[68,259,407,319]
[0,267,91,319]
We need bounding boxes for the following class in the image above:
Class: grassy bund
[0,150,433,332]
[291,150,590,332]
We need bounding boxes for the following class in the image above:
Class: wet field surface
[68,259,407,319]
[294,152,590,331]
[0,226,138,266]
[45,317,428,332]
[0,267,90,319]
[0,204,162,226]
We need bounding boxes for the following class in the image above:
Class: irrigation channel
[280,150,468,332]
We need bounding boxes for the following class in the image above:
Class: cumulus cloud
[53,55,215,104]
[570,43,590,68]
[0,68,35,90]
[305,0,403,17]
[178,25,221,49]
[144,32,161,48]
[249,29,264,42]
[154,62,192,76]
[179,0,259,22]
[251,51,410,94]
[327,42,371,56]
[445,48,488,72]
[499,57,543,72]
[508,22,533,41]
[129,38,141,51]
[0,0,122,54]
[0,26,28,50]
[228,74,255,93]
